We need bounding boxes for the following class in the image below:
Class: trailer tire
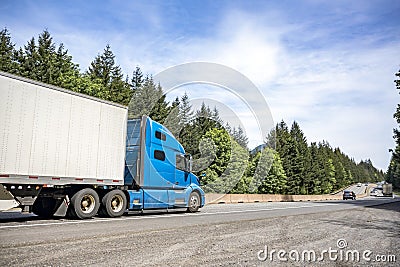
[68,188,100,219]
[32,197,57,218]
[187,191,201,213]
[99,190,127,218]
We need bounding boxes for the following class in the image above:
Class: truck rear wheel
[99,189,127,217]
[68,188,100,219]
[187,191,200,213]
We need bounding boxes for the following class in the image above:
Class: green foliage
[0,28,17,73]
[130,66,144,91]
[230,125,249,149]
[87,44,132,105]
[128,75,170,122]
[200,128,249,193]
[387,68,400,189]
[254,148,287,194]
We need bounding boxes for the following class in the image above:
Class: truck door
[173,154,190,206]
[175,154,190,187]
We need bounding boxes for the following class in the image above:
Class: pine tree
[231,126,249,149]
[0,28,17,73]
[256,148,287,194]
[174,93,195,154]
[179,92,194,125]
[163,97,181,136]
[387,68,400,189]
[87,44,131,105]
[17,37,39,80]
[16,30,81,90]
[128,75,170,122]
[131,66,143,91]
[290,121,311,194]
[309,142,323,194]
[149,83,170,124]
[265,128,276,149]
[275,121,301,194]
[36,30,57,84]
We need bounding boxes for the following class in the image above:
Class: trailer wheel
[100,190,127,217]
[32,197,57,218]
[187,191,201,213]
[69,188,100,219]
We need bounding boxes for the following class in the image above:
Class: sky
[1,0,399,170]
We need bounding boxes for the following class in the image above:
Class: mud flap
[53,195,70,217]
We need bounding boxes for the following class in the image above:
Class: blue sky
[1,0,399,170]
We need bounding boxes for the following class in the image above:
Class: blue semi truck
[0,71,205,219]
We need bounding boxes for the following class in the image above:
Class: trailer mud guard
[53,195,70,217]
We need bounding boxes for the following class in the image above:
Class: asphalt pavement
[0,197,399,266]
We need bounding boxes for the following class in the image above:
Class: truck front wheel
[99,189,127,218]
[68,188,100,219]
[187,191,201,213]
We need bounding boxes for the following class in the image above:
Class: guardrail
[205,190,370,205]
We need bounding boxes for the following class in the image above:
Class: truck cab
[125,116,205,211]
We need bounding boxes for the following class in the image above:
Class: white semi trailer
[0,71,205,219]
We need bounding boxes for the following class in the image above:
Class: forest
[0,29,387,194]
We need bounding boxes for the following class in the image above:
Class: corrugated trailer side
[0,72,129,217]
[0,71,127,185]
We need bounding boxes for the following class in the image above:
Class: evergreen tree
[36,30,57,83]
[309,142,323,194]
[387,68,400,189]
[256,148,287,194]
[179,92,194,125]
[175,93,195,153]
[187,103,220,157]
[265,128,276,149]
[15,30,81,91]
[0,28,17,73]
[17,37,39,80]
[275,121,301,194]
[87,44,132,105]
[163,97,181,136]
[131,65,144,91]
[149,84,170,124]
[128,75,161,118]
[290,121,311,194]
[231,126,249,149]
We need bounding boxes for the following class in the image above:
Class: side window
[176,154,186,171]
[155,131,166,141]
[154,150,165,161]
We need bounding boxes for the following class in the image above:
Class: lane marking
[0,203,339,230]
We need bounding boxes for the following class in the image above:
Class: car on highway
[357,183,362,187]
[370,188,383,197]
[343,190,356,200]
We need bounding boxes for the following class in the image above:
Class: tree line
[0,28,385,194]
[386,69,400,190]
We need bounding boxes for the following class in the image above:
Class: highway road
[0,197,399,266]
[334,183,369,196]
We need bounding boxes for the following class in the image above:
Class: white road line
[0,203,339,230]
